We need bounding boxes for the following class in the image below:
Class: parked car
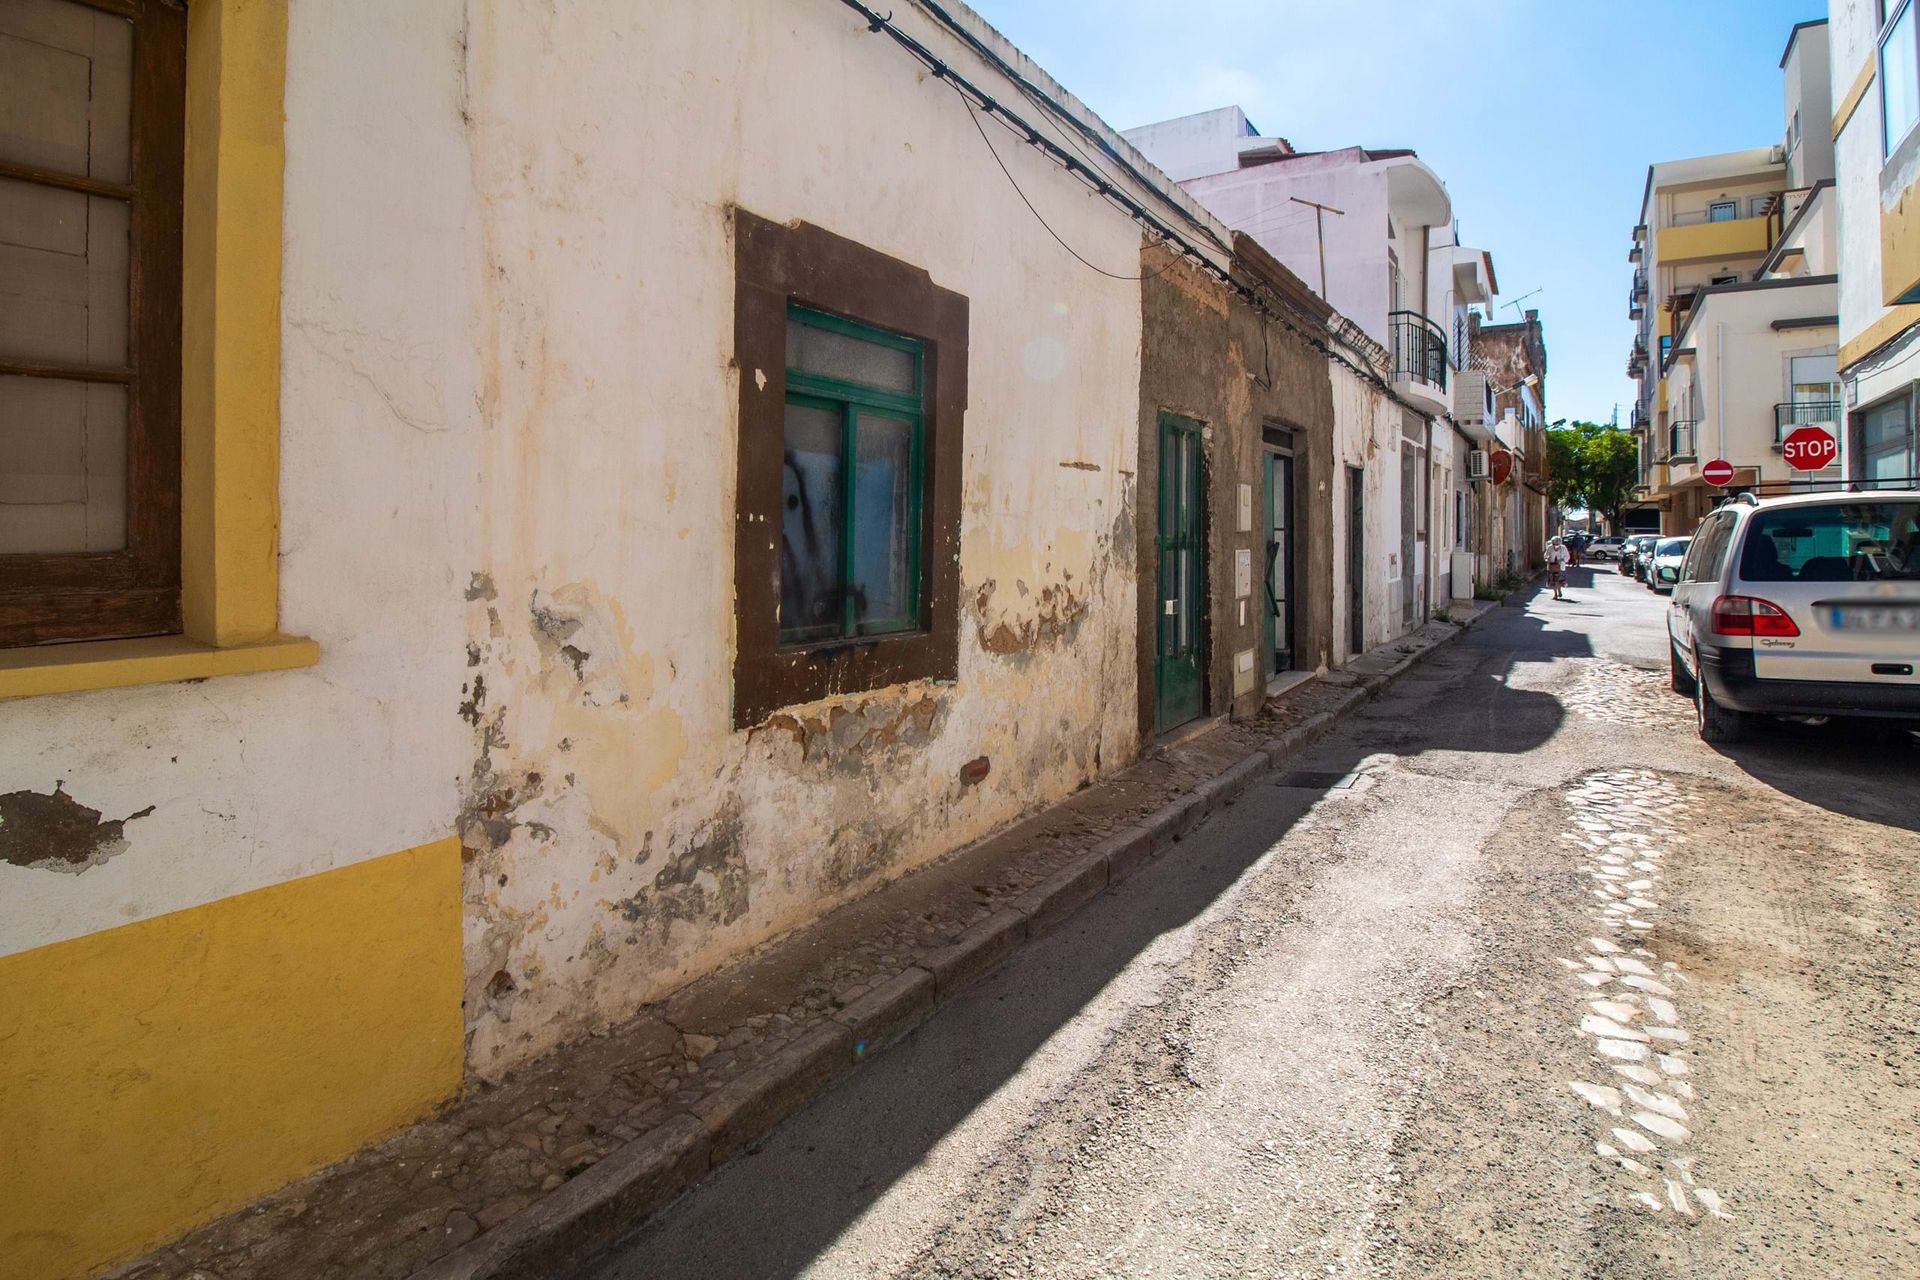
[1668,491,1920,742]
[1621,534,1658,578]
[1646,536,1692,594]
[1587,536,1626,561]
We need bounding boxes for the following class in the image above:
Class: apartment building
[1124,109,1509,621]
[1627,19,1842,533]
[1832,0,1920,485]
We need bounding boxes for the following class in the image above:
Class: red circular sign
[1702,458,1735,486]
[1489,449,1513,485]
[1782,425,1838,472]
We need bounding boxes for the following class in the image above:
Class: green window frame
[779,304,926,647]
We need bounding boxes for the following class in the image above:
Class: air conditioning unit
[1768,143,1786,164]
[1467,450,1490,480]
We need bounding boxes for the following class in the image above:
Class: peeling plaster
[0,784,154,875]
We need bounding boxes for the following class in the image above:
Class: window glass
[1739,503,1920,581]
[0,0,132,183]
[778,307,925,647]
[1861,396,1913,487]
[778,399,844,644]
[852,412,915,632]
[1708,200,1737,222]
[1884,0,1920,156]
[1704,517,1736,580]
[0,0,135,556]
[787,316,915,395]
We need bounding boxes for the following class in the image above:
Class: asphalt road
[581,567,1920,1279]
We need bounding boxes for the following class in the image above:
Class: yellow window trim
[0,633,317,701]
[1834,57,1874,140]
[5,0,315,700]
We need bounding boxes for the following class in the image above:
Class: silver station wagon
[1667,491,1920,742]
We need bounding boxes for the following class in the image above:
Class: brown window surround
[732,208,968,729]
[0,0,186,648]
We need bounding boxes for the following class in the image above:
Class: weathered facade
[0,2,1246,1275]
[1472,310,1551,572]
[1135,237,1337,738]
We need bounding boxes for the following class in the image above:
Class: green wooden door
[1264,448,1294,675]
[1156,413,1205,732]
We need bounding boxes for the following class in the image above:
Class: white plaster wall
[0,0,1167,1090]
[1120,107,1255,183]
[1328,362,1402,658]
[1783,23,1834,188]
[1185,156,1393,345]
[0,0,477,958]
[452,0,1150,1075]
[1681,284,1839,483]
[1834,0,1887,355]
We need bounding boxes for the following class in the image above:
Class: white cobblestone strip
[1556,768,1730,1219]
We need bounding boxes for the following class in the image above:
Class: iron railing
[1773,400,1841,445]
[1388,310,1448,391]
[1669,420,1698,461]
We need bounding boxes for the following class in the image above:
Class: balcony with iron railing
[1668,420,1698,462]
[1773,400,1840,445]
[1388,310,1448,393]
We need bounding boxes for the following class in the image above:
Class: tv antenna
[1502,287,1543,316]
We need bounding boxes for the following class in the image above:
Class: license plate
[1828,605,1920,631]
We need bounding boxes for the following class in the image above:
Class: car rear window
[1738,501,1920,582]
[1656,539,1689,556]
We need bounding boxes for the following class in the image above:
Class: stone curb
[405,607,1492,1280]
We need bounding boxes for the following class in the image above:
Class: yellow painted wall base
[0,838,463,1280]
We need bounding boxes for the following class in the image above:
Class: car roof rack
[1730,491,1758,506]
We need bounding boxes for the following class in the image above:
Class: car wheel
[1669,641,1696,696]
[1693,653,1747,743]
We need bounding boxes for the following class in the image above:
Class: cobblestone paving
[1558,659,1693,730]
[115,615,1474,1280]
[1556,768,1728,1220]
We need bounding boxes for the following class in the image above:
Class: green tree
[1545,426,1584,512]
[1577,427,1641,534]
[1545,421,1640,532]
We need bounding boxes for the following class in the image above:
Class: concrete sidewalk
[116,601,1496,1280]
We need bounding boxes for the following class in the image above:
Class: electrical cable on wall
[833,0,1405,403]
[956,85,1176,283]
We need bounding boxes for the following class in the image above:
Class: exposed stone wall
[1135,244,1338,740]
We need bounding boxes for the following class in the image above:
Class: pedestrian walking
[1547,536,1570,600]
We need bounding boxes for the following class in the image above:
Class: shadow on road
[1712,722,1920,833]
[580,601,1577,1279]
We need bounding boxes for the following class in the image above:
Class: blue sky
[964,0,1822,427]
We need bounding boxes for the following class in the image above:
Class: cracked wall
[452,0,1144,1077]
[2,0,1147,1106]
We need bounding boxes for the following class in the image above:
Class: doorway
[1346,465,1365,657]
[1155,412,1206,733]
[1262,430,1295,676]
[1400,444,1418,628]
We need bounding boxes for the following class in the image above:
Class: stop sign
[1702,458,1735,486]
[1782,425,1838,472]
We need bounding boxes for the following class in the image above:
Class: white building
[1627,18,1842,532]
[1832,0,1920,485]
[1124,109,1509,613]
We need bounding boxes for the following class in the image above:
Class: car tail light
[1711,594,1800,637]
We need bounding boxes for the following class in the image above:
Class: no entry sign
[1702,458,1735,486]
[1782,425,1838,472]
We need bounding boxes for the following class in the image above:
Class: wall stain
[974,580,1088,657]
[0,783,155,874]
[610,804,749,937]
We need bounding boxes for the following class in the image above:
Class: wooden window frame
[0,0,185,647]
[732,209,967,729]
[0,0,316,701]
